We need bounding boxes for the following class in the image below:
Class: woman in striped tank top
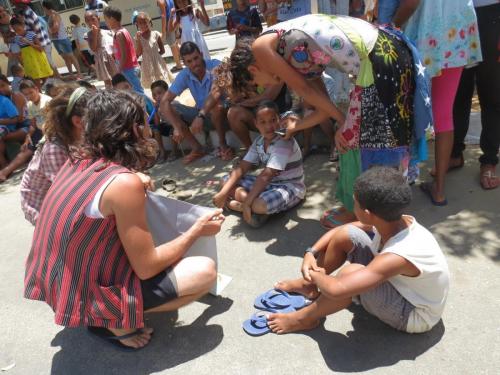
[24,90,225,351]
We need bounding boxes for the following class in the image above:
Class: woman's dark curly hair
[43,84,91,153]
[77,90,158,171]
[214,38,256,100]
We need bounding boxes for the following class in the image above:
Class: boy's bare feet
[267,310,320,334]
[108,327,154,349]
[228,200,243,212]
[274,279,320,299]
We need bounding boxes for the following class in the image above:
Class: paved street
[0,31,499,375]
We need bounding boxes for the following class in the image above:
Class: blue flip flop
[242,306,295,336]
[254,289,311,311]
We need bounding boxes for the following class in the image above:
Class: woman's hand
[281,116,298,140]
[335,129,349,154]
[134,172,155,191]
[192,209,225,237]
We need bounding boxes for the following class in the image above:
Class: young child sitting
[10,64,24,93]
[150,79,179,162]
[268,166,450,334]
[213,100,305,227]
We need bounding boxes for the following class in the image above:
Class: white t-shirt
[72,25,91,52]
[27,94,52,130]
[372,216,450,333]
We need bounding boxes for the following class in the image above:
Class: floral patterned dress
[266,14,419,211]
[404,0,482,78]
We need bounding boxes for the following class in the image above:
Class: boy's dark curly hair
[354,166,412,222]
[76,90,158,171]
[214,38,256,100]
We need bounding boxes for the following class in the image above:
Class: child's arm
[310,252,418,300]
[156,33,165,55]
[157,0,168,38]
[169,9,179,32]
[116,31,128,70]
[28,36,43,52]
[196,0,210,26]
[134,31,143,58]
[242,167,279,222]
[87,28,98,53]
[392,0,421,28]
[213,161,253,208]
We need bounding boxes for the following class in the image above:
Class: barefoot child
[269,166,450,334]
[134,12,173,89]
[0,79,51,182]
[104,6,144,94]
[85,10,117,88]
[151,79,179,162]
[213,100,305,227]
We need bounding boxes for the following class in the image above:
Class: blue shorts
[52,39,73,55]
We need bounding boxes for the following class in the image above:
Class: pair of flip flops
[242,289,311,336]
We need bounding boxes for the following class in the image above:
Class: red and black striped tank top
[24,158,145,329]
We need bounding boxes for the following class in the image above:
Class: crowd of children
[0,0,497,353]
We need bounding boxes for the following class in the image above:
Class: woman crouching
[24,90,225,351]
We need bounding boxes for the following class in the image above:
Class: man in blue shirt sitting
[160,41,232,164]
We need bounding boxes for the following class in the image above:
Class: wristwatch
[304,246,319,258]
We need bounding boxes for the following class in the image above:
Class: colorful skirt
[20,46,53,79]
[337,29,415,211]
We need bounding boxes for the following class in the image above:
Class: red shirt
[113,27,139,70]
[24,159,144,329]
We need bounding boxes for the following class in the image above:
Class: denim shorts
[52,38,73,55]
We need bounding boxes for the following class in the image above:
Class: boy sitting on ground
[151,79,179,163]
[213,100,305,227]
[268,166,450,334]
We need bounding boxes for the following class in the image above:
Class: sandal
[87,327,149,352]
[480,165,500,190]
[319,207,354,230]
[218,146,235,161]
[182,150,205,165]
[162,178,177,192]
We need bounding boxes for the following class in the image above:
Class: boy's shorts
[53,38,73,55]
[346,225,415,332]
[230,174,303,214]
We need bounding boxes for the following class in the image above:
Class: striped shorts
[232,174,303,214]
[347,225,415,332]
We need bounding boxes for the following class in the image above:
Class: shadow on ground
[50,296,233,375]
[307,305,445,372]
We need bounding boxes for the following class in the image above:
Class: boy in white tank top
[267,166,450,334]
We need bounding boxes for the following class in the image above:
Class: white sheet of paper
[145,191,231,295]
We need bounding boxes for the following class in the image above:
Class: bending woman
[215,14,429,228]
[24,90,225,351]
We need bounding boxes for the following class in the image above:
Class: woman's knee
[193,257,217,287]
